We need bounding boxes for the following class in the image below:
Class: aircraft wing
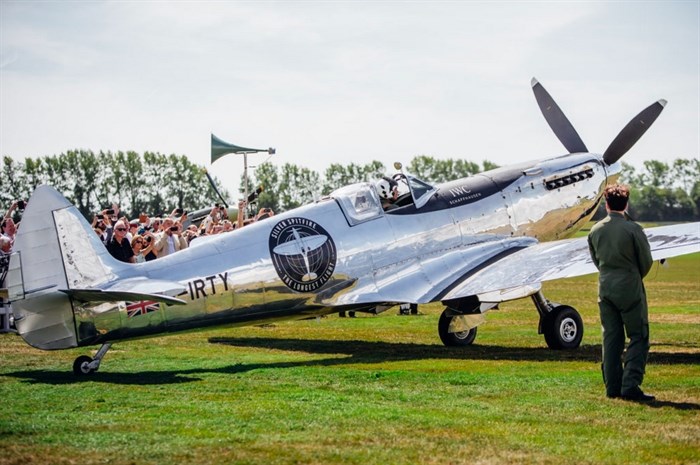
[322,223,699,307]
[440,222,700,301]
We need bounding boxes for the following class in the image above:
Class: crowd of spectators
[0,198,274,266]
[92,199,274,263]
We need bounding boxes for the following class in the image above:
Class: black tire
[73,355,95,375]
[543,305,583,350]
[438,310,478,347]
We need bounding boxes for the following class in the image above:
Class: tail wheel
[73,355,95,375]
[438,310,478,347]
[543,305,583,350]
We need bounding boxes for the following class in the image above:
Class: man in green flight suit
[588,184,654,402]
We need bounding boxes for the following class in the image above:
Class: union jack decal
[125,300,160,318]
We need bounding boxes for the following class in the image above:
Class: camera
[175,208,183,215]
[247,185,263,203]
[169,226,179,232]
[17,200,26,210]
[105,208,115,215]
[146,236,152,243]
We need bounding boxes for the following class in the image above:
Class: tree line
[2,151,698,222]
[620,159,700,222]
[241,156,500,212]
[1,151,226,221]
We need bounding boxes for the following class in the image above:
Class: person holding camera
[131,232,157,264]
[0,217,16,249]
[254,207,275,222]
[2,199,26,249]
[154,217,188,258]
[91,208,118,245]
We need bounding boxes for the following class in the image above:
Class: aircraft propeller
[531,77,667,165]
[531,78,588,154]
[602,99,667,165]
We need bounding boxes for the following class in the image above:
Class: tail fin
[7,185,124,349]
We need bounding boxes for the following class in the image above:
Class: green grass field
[1,253,698,465]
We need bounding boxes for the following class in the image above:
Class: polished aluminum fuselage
[11,153,618,349]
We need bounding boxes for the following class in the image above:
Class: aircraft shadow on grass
[5,337,699,410]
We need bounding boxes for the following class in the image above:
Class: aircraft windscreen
[407,176,436,209]
[408,177,433,199]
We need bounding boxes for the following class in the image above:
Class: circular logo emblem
[269,217,337,293]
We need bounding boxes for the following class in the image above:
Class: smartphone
[17,200,26,209]
[175,208,183,215]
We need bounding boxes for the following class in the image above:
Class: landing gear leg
[531,291,583,350]
[73,342,113,375]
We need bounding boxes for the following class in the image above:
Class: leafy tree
[249,162,280,213]
[322,160,385,195]
[408,155,494,183]
[482,160,500,172]
[691,181,700,218]
[1,157,28,214]
[278,163,320,211]
[640,160,671,188]
[670,158,700,193]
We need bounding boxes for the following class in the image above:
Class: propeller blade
[603,99,667,165]
[531,78,588,154]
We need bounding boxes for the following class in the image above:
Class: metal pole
[243,152,248,220]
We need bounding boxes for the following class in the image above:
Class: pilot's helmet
[376,176,396,199]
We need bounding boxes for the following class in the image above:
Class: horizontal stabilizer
[61,289,186,306]
[60,277,188,305]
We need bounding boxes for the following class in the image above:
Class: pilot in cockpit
[376,176,400,211]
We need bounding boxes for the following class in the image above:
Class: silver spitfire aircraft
[5,79,700,375]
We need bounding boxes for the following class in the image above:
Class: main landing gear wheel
[73,355,95,375]
[438,310,478,347]
[542,305,583,350]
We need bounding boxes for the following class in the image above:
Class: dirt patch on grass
[650,313,700,324]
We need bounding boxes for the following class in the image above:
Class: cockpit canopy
[331,173,436,225]
[331,182,383,226]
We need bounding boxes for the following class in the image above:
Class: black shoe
[621,389,655,402]
[606,393,621,399]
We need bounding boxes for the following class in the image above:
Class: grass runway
[1,253,698,465]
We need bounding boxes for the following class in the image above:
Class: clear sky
[1,1,698,198]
